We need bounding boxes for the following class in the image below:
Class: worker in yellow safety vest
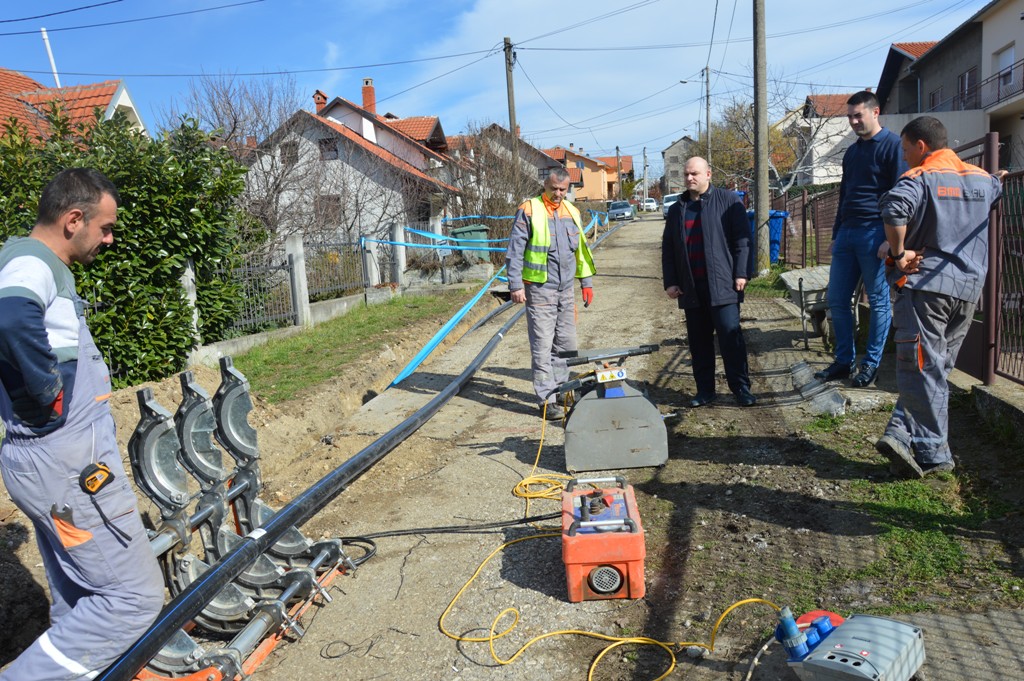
[505,167,595,419]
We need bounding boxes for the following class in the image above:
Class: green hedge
[0,108,250,387]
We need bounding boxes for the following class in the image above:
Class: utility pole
[753,0,769,275]
[615,145,622,199]
[705,67,711,169]
[643,147,648,203]
[503,37,518,170]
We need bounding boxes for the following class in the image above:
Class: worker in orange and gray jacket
[875,115,1006,479]
[505,167,596,419]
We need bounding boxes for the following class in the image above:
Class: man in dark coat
[662,157,755,407]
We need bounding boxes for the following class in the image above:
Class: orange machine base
[561,477,645,603]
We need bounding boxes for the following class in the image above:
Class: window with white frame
[997,45,1015,87]
[957,67,978,109]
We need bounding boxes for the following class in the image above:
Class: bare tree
[448,121,548,233]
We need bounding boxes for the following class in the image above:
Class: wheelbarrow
[779,266,862,351]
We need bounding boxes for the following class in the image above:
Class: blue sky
[0,0,986,175]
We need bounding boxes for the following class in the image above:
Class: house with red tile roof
[595,154,634,199]
[0,68,145,137]
[871,1,1024,170]
[543,144,614,201]
[247,78,460,263]
[446,123,563,212]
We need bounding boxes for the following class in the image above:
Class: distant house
[0,68,146,137]
[246,78,459,245]
[543,144,613,201]
[874,0,1023,170]
[784,93,857,186]
[446,123,561,210]
[661,135,696,194]
[595,154,634,199]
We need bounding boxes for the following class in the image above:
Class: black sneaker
[850,363,878,388]
[814,361,854,382]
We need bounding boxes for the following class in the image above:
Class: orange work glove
[51,389,64,418]
[582,287,594,308]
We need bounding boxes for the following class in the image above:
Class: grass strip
[232,291,473,402]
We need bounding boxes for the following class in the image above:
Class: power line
[526,80,692,136]
[0,0,265,38]
[517,0,953,53]
[9,49,498,79]
[0,0,123,24]
[711,0,739,92]
[376,50,500,106]
[517,0,661,45]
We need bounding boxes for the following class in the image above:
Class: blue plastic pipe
[390,266,507,386]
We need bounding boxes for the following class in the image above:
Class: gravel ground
[3,212,1023,681]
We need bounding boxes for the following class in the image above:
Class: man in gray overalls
[876,117,1005,478]
[506,167,596,420]
[0,169,164,679]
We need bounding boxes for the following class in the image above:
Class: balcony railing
[980,57,1024,109]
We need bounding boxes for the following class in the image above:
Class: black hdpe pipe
[96,307,526,681]
[97,218,626,681]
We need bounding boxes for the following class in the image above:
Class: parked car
[640,197,658,212]
[608,200,634,221]
[662,193,683,218]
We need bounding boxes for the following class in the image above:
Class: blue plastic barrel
[746,209,789,274]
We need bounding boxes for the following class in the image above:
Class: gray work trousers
[0,314,164,680]
[524,283,577,405]
[884,287,974,466]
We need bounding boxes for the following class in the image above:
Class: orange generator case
[561,476,645,603]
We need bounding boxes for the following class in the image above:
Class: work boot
[875,434,923,479]
[850,363,878,388]
[734,387,757,407]
[539,402,563,421]
[688,392,716,408]
[921,460,956,476]
[814,361,854,382]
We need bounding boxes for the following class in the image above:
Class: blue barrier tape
[441,215,514,222]
[405,226,508,244]
[363,238,505,253]
[390,265,507,386]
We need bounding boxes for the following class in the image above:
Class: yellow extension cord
[438,391,784,680]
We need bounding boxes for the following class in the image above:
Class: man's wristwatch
[888,248,905,261]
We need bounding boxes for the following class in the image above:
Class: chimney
[569,143,574,149]
[245,136,256,148]
[313,89,327,113]
[362,78,376,114]
[515,125,520,138]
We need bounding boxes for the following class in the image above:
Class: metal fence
[304,239,363,300]
[997,170,1024,385]
[220,257,297,333]
[773,188,840,268]
[771,133,1023,387]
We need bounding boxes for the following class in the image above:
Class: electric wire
[0,0,266,37]
[0,0,123,23]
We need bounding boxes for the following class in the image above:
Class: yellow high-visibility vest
[522,197,596,283]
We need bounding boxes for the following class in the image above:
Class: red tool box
[561,476,646,603]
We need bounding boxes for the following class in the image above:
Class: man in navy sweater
[816,91,907,387]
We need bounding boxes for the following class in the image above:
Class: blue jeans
[827,225,891,367]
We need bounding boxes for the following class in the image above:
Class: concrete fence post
[390,221,406,288]
[285,233,312,327]
[181,258,200,343]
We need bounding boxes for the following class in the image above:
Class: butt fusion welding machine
[557,345,667,473]
[561,477,645,603]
